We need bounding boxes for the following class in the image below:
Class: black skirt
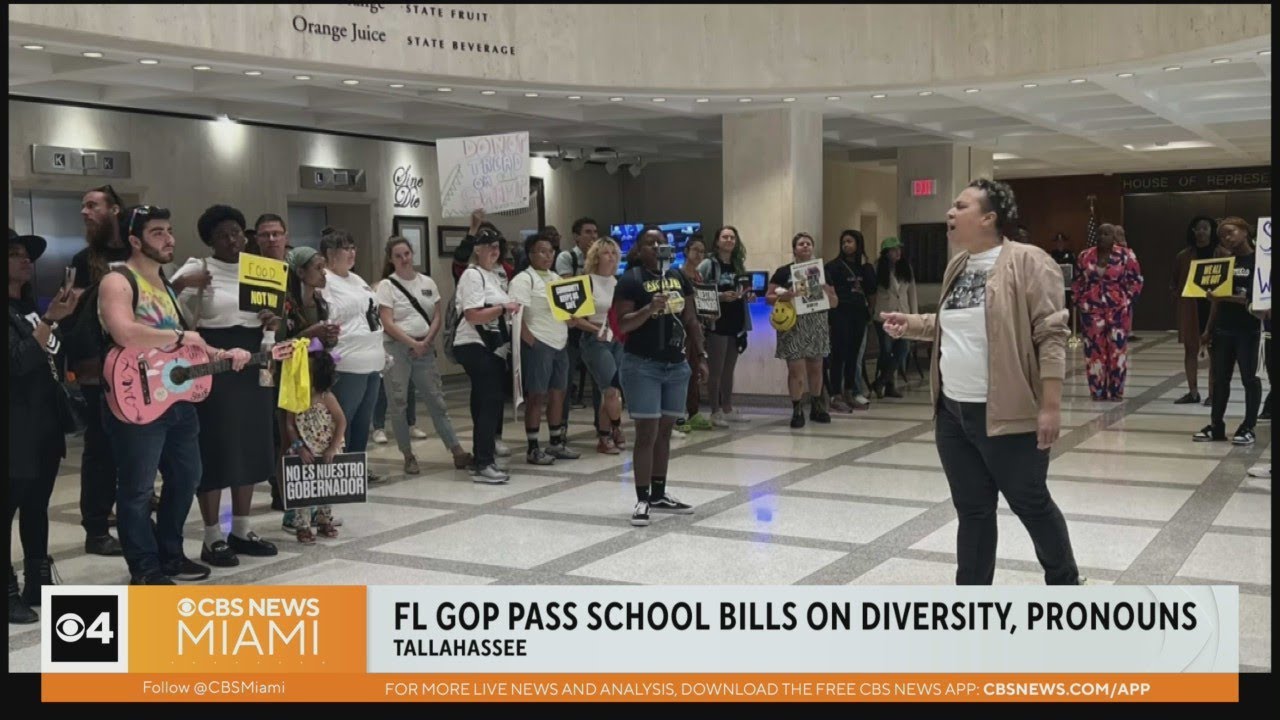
[196,325,275,492]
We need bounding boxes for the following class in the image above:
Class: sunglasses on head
[127,205,158,237]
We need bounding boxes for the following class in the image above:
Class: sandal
[284,510,316,545]
[312,507,340,539]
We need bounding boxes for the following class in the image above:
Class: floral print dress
[1072,245,1144,400]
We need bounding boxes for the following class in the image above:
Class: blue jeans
[619,353,692,420]
[874,321,910,386]
[104,401,202,578]
[334,372,382,454]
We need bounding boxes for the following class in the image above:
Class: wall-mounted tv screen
[611,222,702,275]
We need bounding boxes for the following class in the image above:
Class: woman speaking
[882,179,1081,586]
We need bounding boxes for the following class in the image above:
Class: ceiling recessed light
[782,97,796,102]
[609,97,624,102]
[244,70,263,76]
[342,79,359,85]
[524,92,539,97]
[871,93,887,99]
[567,95,581,100]
[22,44,44,51]
[193,65,212,71]
[826,96,841,101]
[1210,58,1231,64]
[139,58,159,65]
[964,88,981,93]
[1022,83,1038,88]
[480,90,495,95]
[652,97,666,102]
[1069,77,1087,84]
[918,90,934,96]
[1123,144,1135,150]
[738,97,753,103]
[437,87,453,93]
[695,98,709,103]
[1163,65,1181,72]
[1258,49,1271,56]
[82,51,103,58]
[388,83,405,88]
[294,74,311,81]
[1117,72,1135,78]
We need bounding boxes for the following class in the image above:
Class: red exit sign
[912,179,937,197]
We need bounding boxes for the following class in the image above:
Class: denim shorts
[579,332,623,390]
[619,352,692,419]
[521,338,569,394]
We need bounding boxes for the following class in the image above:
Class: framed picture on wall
[437,224,469,256]
[392,215,430,273]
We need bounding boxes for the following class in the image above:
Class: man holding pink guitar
[98,205,253,585]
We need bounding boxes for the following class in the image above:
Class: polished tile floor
[8,333,1271,672]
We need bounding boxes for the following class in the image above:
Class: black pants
[935,397,1079,585]
[827,310,867,395]
[455,343,507,467]
[79,384,117,538]
[1210,330,1262,432]
[1263,332,1274,416]
[10,449,60,574]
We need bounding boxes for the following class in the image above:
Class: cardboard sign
[547,275,596,321]
[281,452,368,509]
[511,306,524,420]
[693,283,720,318]
[238,252,288,313]
[1254,217,1271,312]
[1182,257,1237,298]
[789,260,831,315]
[436,131,530,218]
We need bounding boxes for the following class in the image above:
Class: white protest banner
[789,260,831,315]
[437,131,530,218]
[1254,217,1270,311]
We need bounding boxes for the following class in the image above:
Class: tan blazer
[901,239,1068,436]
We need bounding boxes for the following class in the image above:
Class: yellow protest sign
[546,275,596,322]
[1181,257,1236,299]
[239,252,289,313]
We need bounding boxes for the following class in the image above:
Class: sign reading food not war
[436,131,530,218]
[239,253,289,313]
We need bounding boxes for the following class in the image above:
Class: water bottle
[259,329,276,387]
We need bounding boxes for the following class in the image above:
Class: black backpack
[63,267,187,365]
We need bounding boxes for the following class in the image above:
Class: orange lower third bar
[42,674,1239,702]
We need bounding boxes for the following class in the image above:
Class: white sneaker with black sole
[1232,427,1256,446]
[410,427,428,439]
[372,429,389,445]
[546,444,581,460]
[472,464,510,484]
[630,500,651,527]
[649,494,694,514]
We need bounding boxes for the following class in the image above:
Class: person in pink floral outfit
[1072,224,1144,400]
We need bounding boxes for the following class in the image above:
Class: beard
[138,241,173,265]
[86,216,116,249]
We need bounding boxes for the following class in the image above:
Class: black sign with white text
[282,452,369,509]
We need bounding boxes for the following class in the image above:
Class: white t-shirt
[171,256,260,329]
[509,267,568,349]
[587,273,616,325]
[455,265,512,348]
[321,269,385,374]
[375,273,439,339]
[939,244,1003,403]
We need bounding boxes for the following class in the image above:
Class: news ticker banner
[40,585,1239,702]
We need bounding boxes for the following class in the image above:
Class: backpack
[441,267,485,364]
[63,266,187,365]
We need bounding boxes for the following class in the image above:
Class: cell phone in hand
[64,266,77,289]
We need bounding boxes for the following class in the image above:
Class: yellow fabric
[277,338,313,413]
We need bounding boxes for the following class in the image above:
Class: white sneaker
[494,440,511,457]
[853,394,871,407]
[372,429,389,444]
[710,411,730,429]
[410,427,428,439]
[473,464,510,484]
[1247,464,1271,479]
[723,409,749,423]
[670,427,689,439]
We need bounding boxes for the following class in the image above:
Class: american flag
[1085,197,1098,248]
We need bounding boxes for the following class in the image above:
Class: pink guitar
[104,342,293,425]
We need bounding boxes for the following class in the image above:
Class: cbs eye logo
[50,595,118,663]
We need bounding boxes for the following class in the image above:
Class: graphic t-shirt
[700,258,745,336]
[1215,252,1258,335]
[938,244,1003,403]
[616,266,693,364]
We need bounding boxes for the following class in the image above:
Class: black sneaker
[367,473,387,485]
[810,409,832,424]
[200,540,240,568]
[1260,406,1272,422]
[630,500,651,527]
[650,494,695,515]
[1173,392,1201,405]
[131,572,176,586]
[227,532,278,557]
[1232,427,1256,446]
[790,409,806,429]
[1192,425,1227,442]
[161,557,212,582]
[85,534,123,557]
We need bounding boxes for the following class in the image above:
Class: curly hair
[584,237,621,275]
[967,178,1019,233]
[196,204,247,246]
